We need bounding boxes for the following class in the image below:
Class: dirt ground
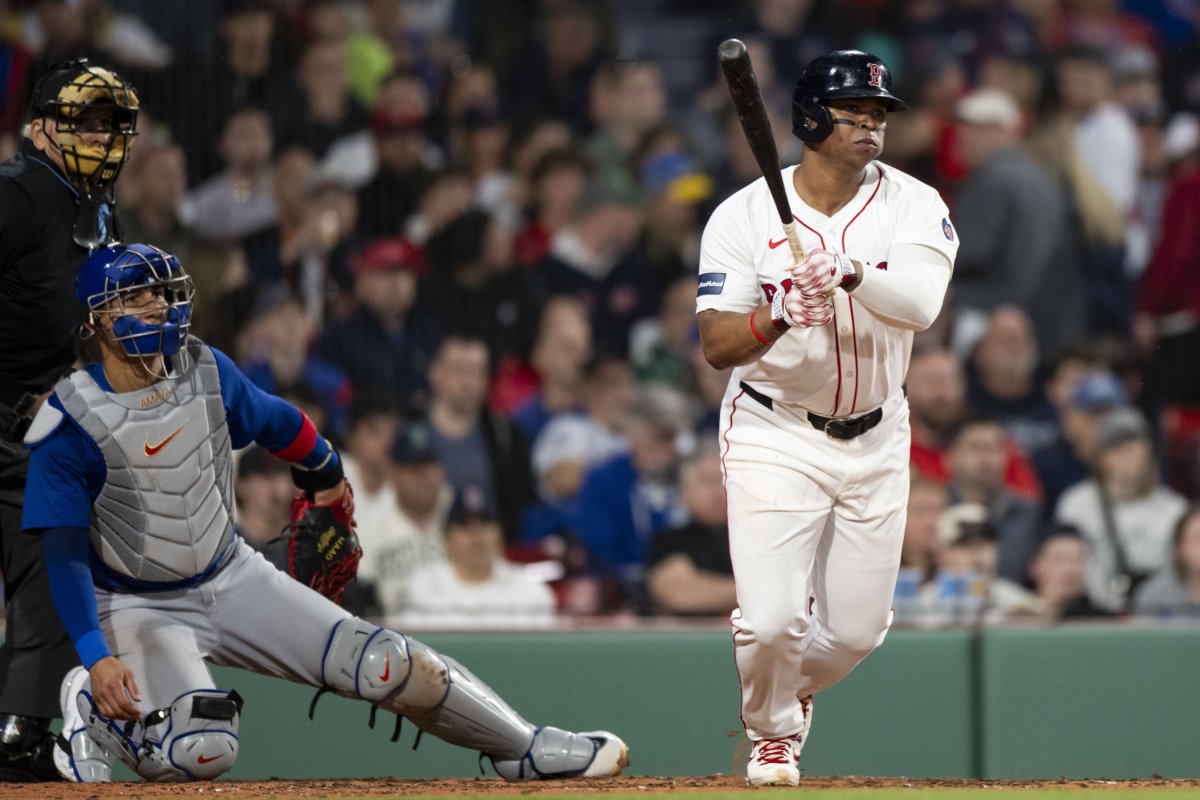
[6,776,1200,799]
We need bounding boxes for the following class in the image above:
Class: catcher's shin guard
[77,687,241,782]
[321,618,536,759]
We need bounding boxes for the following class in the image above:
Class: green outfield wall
[97,625,1200,781]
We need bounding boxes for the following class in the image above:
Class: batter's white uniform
[697,162,957,740]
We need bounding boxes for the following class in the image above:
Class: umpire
[0,59,137,781]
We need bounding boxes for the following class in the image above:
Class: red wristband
[749,312,770,345]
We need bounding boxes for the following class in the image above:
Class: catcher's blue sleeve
[211,347,340,476]
[44,526,110,669]
[22,395,105,531]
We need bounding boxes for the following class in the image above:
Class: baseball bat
[718,38,805,264]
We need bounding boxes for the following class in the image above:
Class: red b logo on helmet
[867,63,883,88]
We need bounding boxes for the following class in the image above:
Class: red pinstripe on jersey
[839,165,883,416]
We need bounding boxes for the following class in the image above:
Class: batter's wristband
[749,311,770,345]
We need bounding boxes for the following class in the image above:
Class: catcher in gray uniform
[22,242,628,783]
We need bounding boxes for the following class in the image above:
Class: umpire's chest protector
[56,340,235,583]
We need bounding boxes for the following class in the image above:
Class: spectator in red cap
[313,235,435,411]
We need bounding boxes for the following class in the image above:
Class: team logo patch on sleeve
[697,272,726,296]
[942,218,955,241]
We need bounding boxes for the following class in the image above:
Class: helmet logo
[868,63,883,88]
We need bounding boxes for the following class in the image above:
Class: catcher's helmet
[30,59,139,201]
[77,244,194,368]
[792,50,908,144]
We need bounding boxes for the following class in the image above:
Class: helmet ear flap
[792,97,834,144]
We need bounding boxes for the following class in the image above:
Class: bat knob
[718,39,747,62]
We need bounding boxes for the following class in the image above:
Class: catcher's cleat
[490,728,629,780]
[54,667,112,783]
[746,736,801,786]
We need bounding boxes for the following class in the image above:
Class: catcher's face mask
[34,62,139,202]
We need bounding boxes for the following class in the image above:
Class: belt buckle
[823,419,847,440]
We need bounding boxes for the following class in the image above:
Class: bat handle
[782,221,806,264]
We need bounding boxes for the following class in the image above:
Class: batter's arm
[847,243,952,331]
[697,306,786,370]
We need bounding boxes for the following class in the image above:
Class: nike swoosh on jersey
[196,753,225,764]
[768,238,787,249]
[144,420,189,457]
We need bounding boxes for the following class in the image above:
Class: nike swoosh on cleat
[144,420,189,457]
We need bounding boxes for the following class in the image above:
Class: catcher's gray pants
[96,538,352,713]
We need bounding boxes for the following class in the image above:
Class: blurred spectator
[1162,4,1200,113]
[358,420,453,617]
[645,446,735,617]
[119,140,244,348]
[966,306,1059,455]
[511,296,592,440]
[946,418,1041,585]
[179,105,278,241]
[512,147,591,267]
[0,0,33,136]
[573,384,690,603]
[503,0,606,131]
[907,348,1041,501]
[633,148,713,302]
[901,474,949,578]
[538,180,649,355]
[923,503,1042,624]
[399,485,557,628]
[278,37,370,159]
[338,392,401,540]
[160,0,296,185]
[1055,44,1140,221]
[233,446,293,550]
[1112,45,1162,121]
[1054,406,1187,612]
[631,275,699,390]
[423,334,536,543]
[1027,529,1114,619]
[586,58,667,204]
[356,68,438,239]
[314,236,433,408]
[418,207,543,366]
[951,88,1081,353]
[1132,505,1200,617]
[241,291,352,442]
[1028,354,1109,510]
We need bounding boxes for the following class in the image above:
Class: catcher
[21,243,628,783]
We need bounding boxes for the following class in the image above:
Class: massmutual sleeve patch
[697,272,726,296]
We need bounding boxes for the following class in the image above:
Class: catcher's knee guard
[79,688,242,782]
[321,619,535,759]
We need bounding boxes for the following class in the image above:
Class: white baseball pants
[720,384,910,740]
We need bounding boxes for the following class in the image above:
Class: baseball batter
[22,243,628,783]
[696,51,958,786]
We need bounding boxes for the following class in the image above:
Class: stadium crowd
[3,0,1200,626]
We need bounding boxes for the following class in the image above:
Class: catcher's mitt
[265,483,362,605]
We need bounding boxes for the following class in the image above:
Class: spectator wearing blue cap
[1054,406,1186,611]
[356,421,454,617]
[398,485,557,628]
[1032,366,1129,517]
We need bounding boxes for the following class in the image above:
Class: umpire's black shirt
[0,138,89,395]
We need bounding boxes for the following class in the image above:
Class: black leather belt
[739,381,884,441]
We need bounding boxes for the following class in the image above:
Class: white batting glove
[791,249,856,297]
[771,282,834,328]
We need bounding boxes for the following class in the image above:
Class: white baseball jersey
[697,162,957,417]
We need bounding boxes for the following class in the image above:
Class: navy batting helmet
[792,50,909,144]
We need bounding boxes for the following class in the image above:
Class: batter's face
[818,97,888,166]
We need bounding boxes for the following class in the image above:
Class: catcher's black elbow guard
[290,454,345,494]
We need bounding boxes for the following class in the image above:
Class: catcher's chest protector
[57,339,235,581]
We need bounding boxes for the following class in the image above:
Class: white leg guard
[320,619,629,778]
[77,688,242,782]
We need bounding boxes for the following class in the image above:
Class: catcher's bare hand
[89,656,142,721]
